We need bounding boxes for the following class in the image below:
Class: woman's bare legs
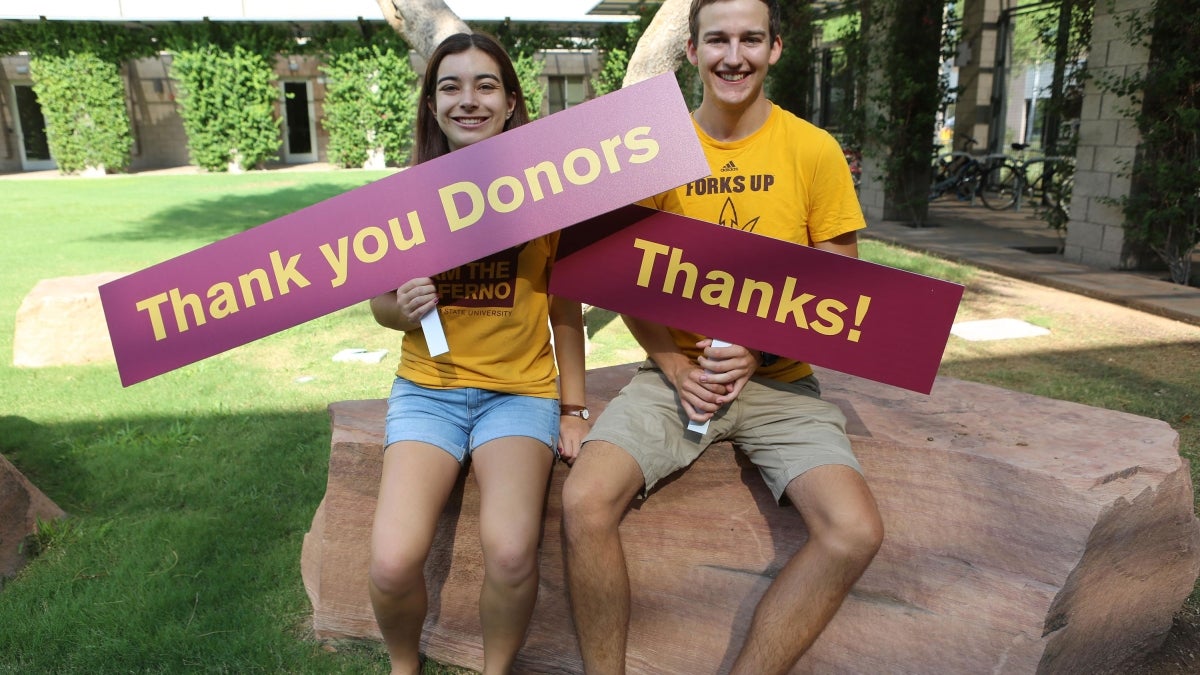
[369,441,462,675]
[470,436,554,675]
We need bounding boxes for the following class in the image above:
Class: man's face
[687,0,782,111]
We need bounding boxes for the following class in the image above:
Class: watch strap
[560,404,589,420]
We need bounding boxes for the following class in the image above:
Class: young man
[560,1,884,673]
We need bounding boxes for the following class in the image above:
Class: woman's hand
[557,414,590,463]
[371,277,437,331]
[394,277,438,326]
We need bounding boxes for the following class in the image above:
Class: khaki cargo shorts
[584,363,862,503]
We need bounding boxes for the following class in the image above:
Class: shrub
[29,52,133,174]
[320,44,418,168]
[514,52,546,120]
[170,44,282,172]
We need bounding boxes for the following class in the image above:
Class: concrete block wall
[953,0,1004,153]
[0,47,608,175]
[0,51,338,174]
[1063,0,1150,269]
[126,55,192,170]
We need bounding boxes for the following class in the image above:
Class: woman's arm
[550,296,588,461]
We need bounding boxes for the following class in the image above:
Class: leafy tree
[320,43,419,167]
[29,52,133,174]
[156,21,294,61]
[768,2,816,118]
[170,44,283,172]
[591,2,659,96]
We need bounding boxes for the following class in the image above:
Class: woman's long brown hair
[411,32,531,165]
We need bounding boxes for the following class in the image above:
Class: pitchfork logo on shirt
[718,197,760,233]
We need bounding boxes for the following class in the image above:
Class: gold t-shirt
[647,105,866,382]
[396,233,559,398]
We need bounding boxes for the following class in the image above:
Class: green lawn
[1,170,404,673]
[1,171,1196,672]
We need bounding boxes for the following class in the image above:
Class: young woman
[367,32,588,675]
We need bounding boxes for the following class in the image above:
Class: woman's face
[431,47,517,151]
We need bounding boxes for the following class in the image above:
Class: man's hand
[660,339,757,423]
[619,315,755,424]
[666,359,730,423]
[695,338,759,403]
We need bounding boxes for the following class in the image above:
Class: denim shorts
[384,377,560,463]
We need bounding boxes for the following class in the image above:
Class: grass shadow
[0,407,389,672]
[88,180,381,244]
[584,306,620,337]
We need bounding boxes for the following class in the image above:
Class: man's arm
[812,230,859,258]
[700,231,859,405]
[622,315,755,422]
[682,232,861,412]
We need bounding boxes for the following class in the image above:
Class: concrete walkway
[866,200,1200,327]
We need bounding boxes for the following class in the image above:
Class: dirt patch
[1127,610,1200,673]
[943,268,1200,673]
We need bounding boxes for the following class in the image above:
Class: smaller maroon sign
[550,205,964,394]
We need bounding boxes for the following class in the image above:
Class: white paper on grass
[951,318,1050,342]
[331,348,389,364]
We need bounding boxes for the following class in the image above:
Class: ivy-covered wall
[0,19,612,175]
[0,50,327,174]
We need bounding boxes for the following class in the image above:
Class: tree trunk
[623,0,689,86]
[376,0,470,59]
[378,0,687,85]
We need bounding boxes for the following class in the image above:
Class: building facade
[0,0,623,174]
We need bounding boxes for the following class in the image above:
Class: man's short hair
[688,0,782,45]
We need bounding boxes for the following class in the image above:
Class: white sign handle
[421,308,449,357]
[686,339,731,435]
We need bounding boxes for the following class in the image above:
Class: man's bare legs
[564,452,881,675]
[560,440,646,673]
[471,436,555,675]
[369,441,462,675]
[730,464,883,675]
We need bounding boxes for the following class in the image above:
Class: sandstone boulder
[301,363,1200,673]
[0,453,66,579]
[13,272,123,368]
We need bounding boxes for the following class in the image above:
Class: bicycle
[978,143,1075,219]
[929,136,990,202]
[842,145,862,191]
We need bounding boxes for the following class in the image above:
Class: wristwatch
[560,404,590,420]
[758,351,780,367]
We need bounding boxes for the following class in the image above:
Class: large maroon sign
[100,74,709,386]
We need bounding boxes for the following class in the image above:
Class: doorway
[280,80,317,164]
[10,83,56,171]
